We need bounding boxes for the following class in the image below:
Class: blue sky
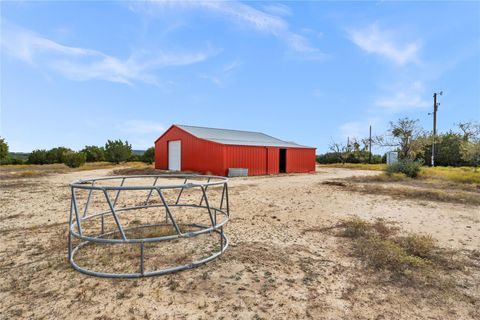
[1,1,479,153]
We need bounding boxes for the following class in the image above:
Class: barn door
[168,140,181,171]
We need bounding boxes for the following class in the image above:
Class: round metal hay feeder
[68,174,229,278]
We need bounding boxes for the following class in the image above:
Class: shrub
[385,160,423,178]
[355,236,429,273]
[63,151,86,168]
[105,139,132,164]
[316,151,383,164]
[398,234,436,259]
[81,145,105,162]
[128,154,142,162]
[142,147,155,164]
[338,216,372,238]
[46,147,73,164]
[28,149,48,164]
[0,137,9,161]
[0,157,25,165]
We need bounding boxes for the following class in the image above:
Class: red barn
[154,124,316,176]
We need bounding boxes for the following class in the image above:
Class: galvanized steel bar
[175,178,188,205]
[83,181,95,217]
[68,174,229,278]
[156,189,181,235]
[112,177,125,207]
[103,190,127,240]
[200,185,215,227]
[140,242,145,276]
[199,177,211,206]
[71,187,83,236]
[144,176,158,205]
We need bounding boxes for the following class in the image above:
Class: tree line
[0,138,155,168]
[317,118,480,167]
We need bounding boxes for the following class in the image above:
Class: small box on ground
[228,168,248,177]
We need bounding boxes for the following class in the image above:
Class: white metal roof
[176,124,312,148]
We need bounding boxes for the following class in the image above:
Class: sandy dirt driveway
[0,167,478,319]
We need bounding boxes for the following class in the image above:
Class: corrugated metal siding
[155,126,224,175]
[224,145,268,176]
[285,148,316,173]
[267,147,279,174]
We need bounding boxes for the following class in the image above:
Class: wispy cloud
[374,81,430,111]
[139,1,326,60]
[261,3,292,17]
[348,23,420,65]
[201,59,239,87]
[1,21,214,85]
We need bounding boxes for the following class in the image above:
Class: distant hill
[132,150,146,156]
[8,152,30,160]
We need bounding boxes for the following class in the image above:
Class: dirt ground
[0,166,478,319]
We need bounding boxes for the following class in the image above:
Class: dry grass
[328,169,480,206]
[336,217,470,282]
[112,166,168,176]
[420,166,480,184]
[112,166,198,176]
[0,162,149,179]
[319,163,480,184]
[348,183,480,205]
[318,163,386,171]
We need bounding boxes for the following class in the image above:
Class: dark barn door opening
[279,149,286,173]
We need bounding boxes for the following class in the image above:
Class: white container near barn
[386,151,398,164]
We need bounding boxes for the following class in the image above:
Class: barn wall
[154,126,224,175]
[223,145,268,176]
[267,147,279,174]
[286,148,316,173]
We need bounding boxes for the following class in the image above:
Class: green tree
[105,139,132,164]
[424,132,465,166]
[28,149,48,164]
[461,141,480,169]
[142,147,155,164]
[46,147,72,164]
[64,151,86,168]
[81,145,105,162]
[0,137,9,163]
[380,118,426,160]
[459,123,480,168]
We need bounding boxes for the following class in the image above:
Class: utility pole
[431,91,442,167]
[369,125,372,163]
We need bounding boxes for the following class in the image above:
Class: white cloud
[374,81,430,111]
[348,23,420,65]
[1,21,213,85]
[121,120,166,134]
[141,0,325,59]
